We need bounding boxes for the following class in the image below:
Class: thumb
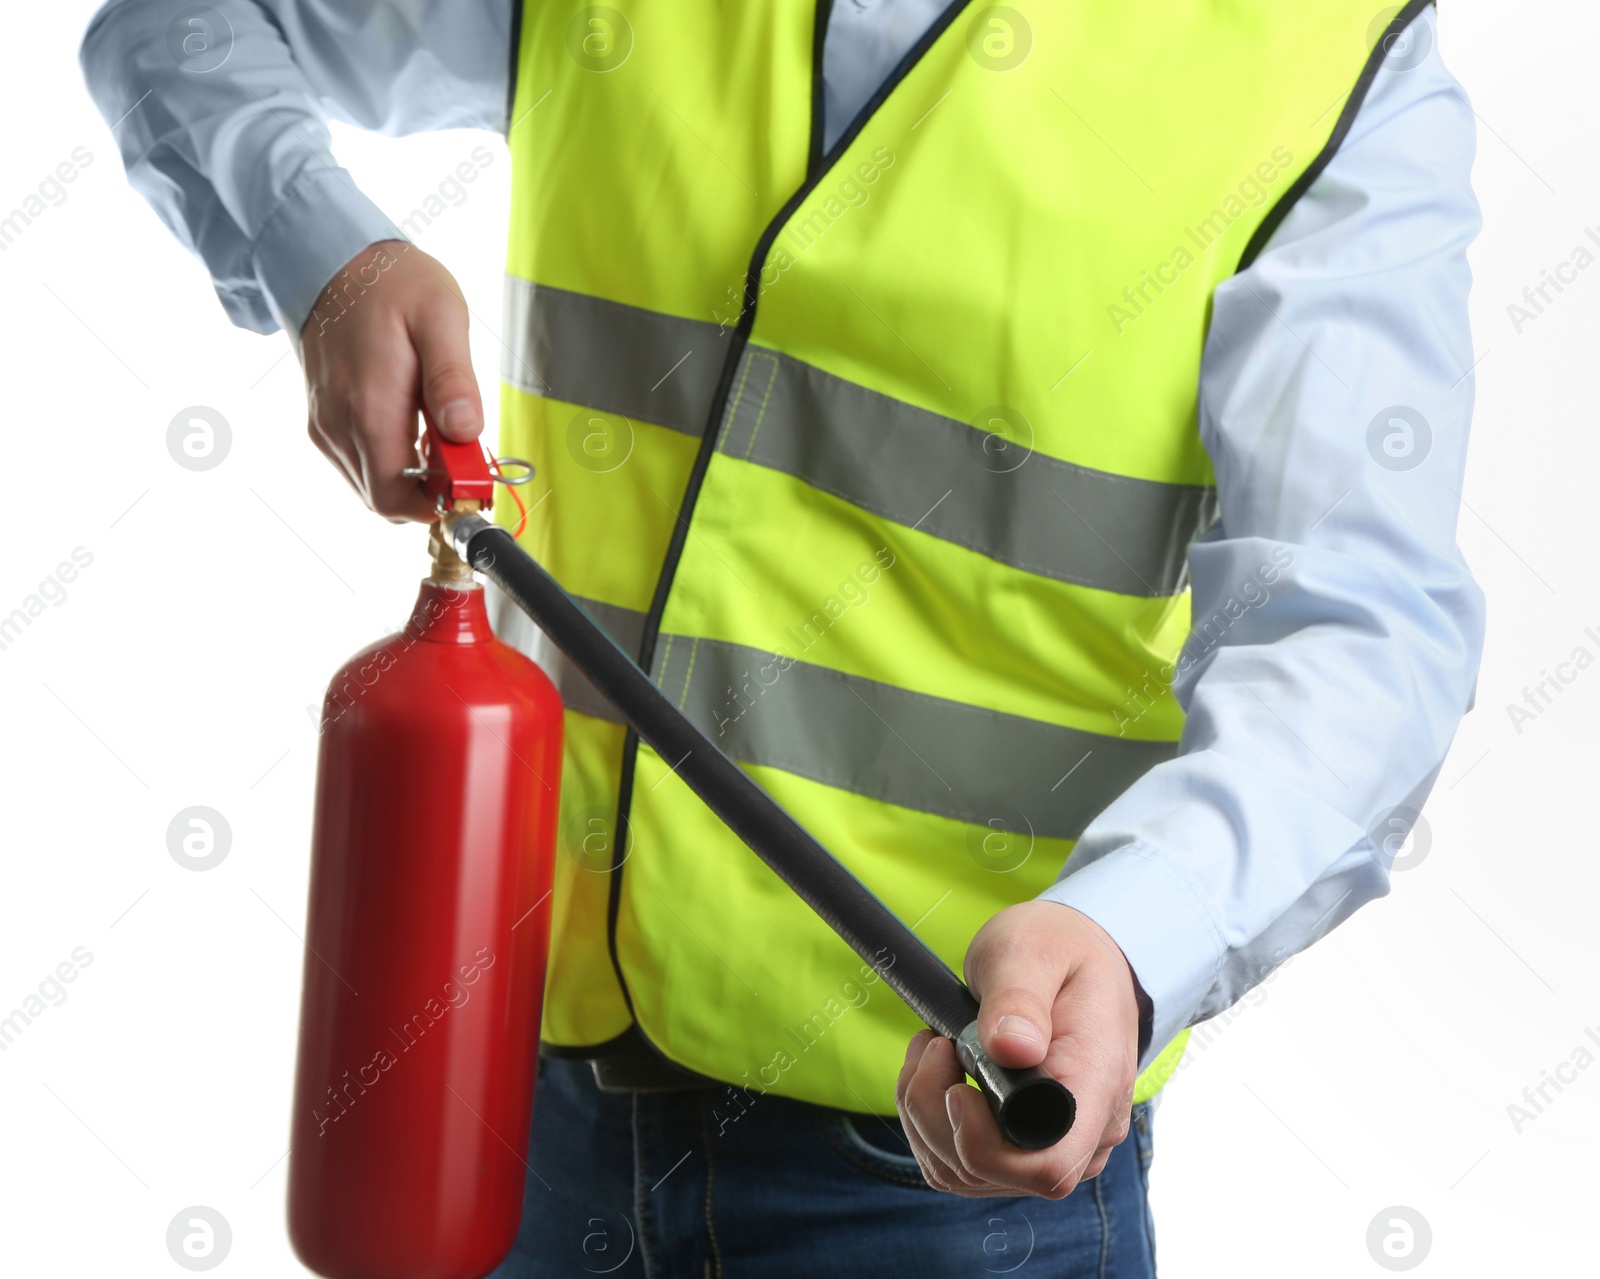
[411,293,483,443]
[966,932,1064,1071]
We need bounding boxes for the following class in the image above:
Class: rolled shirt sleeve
[1039,8,1486,1070]
[78,0,510,336]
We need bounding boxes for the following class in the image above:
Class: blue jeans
[489,1057,1157,1278]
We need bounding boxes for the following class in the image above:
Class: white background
[1,3,1594,1275]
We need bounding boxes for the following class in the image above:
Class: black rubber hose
[454,516,1074,1151]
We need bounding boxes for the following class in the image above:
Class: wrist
[252,168,403,344]
[300,239,412,348]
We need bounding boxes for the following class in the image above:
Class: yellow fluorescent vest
[497,0,1425,1113]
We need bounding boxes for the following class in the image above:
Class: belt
[565,1025,717,1093]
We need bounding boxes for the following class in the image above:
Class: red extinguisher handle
[444,512,1075,1152]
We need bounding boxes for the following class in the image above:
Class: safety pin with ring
[487,457,535,485]
[401,456,536,484]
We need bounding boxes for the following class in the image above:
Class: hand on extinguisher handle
[446,514,1076,1151]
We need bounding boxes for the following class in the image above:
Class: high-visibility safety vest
[496,0,1426,1114]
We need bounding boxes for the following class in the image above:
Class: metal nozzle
[955,1022,1076,1150]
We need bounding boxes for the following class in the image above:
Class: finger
[901,1037,995,1191]
[305,319,431,522]
[895,1031,957,1189]
[349,393,435,523]
[895,1035,972,1191]
[946,1079,1100,1199]
[409,287,483,443]
[965,935,1060,1072]
[337,321,436,522]
[895,1029,935,1104]
[896,1038,961,1191]
[1079,1108,1132,1183]
[939,1084,1072,1197]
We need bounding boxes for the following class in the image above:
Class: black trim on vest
[1237,0,1435,272]
[602,0,977,1050]
[808,0,835,176]
[503,0,525,134]
[821,0,973,166]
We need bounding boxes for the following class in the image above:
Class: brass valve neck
[427,500,482,588]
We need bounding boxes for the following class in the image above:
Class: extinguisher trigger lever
[416,420,496,511]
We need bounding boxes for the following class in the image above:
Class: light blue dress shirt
[81,1,1485,1071]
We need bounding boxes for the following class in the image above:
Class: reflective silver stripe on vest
[719,347,1215,597]
[651,632,1172,843]
[494,584,1170,839]
[502,278,1215,597]
[487,582,644,724]
[501,277,733,435]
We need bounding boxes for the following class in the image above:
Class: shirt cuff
[250,167,404,342]
[1036,842,1223,1073]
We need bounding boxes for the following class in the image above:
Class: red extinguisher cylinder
[288,579,563,1279]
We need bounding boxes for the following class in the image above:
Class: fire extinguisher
[289,426,1074,1279]
[287,430,562,1279]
